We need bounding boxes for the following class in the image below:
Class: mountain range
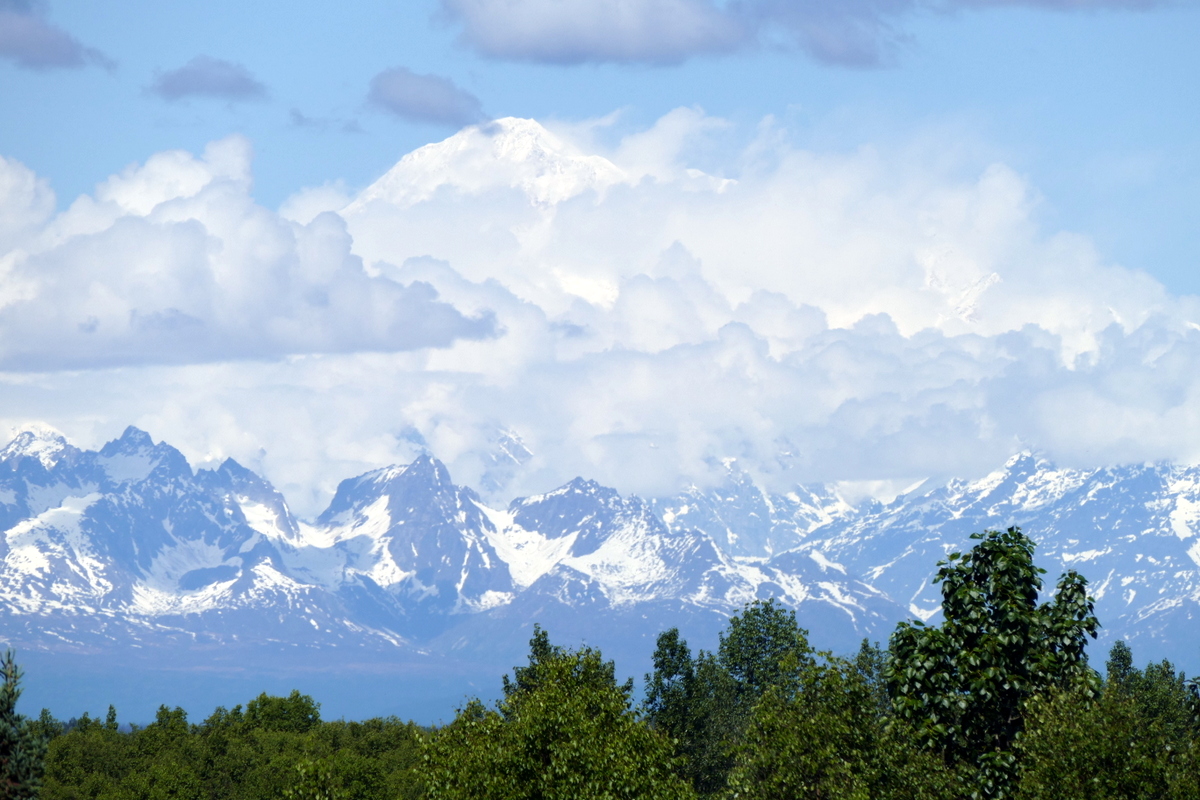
[3,427,1198,721]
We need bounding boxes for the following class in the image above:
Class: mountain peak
[393,454,461,495]
[0,426,70,468]
[344,117,627,212]
[100,426,155,455]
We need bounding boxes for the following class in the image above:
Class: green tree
[717,598,814,701]
[0,651,48,800]
[886,527,1100,798]
[426,628,694,800]
[1016,641,1200,799]
[282,758,344,800]
[726,649,961,800]
[643,599,815,797]
[42,691,425,800]
[644,631,739,797]
[242,691,320,734]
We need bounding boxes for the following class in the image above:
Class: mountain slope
[0,428,895,660]
[809,454,1200,663]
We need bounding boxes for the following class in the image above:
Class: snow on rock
[0,427,71,469]
[344,117,627,212]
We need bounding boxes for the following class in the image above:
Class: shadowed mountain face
[3,429,1200,721]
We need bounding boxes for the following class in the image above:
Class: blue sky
[2,0,1200,510]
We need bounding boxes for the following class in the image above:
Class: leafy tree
[886,527,1100,798]
[644,599,815,797]
[502,625,632,703]
[282,758,344,800]
[644,628,693,741]
[27,712,62,746]
[1016,641,1200,799]
[43,692,424,800]
[717,598,814,701]
[645,631,739,796]
[427,628,694,800]
[726,649,961,800]
[0,651,48,800]
[243,691,320,734]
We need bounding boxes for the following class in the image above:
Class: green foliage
[243,691,321,734]
[1016,641,1200,799]
[502,625,633,704]
[717,599,814,701]
[727,646,961,800]
[0,651,48,800]
[643,599,815,797]
[42,695,425,800]
[645,631,740,797]
[426,628,694,800]
[282,758,344,800]
[886,527,1099,797]
[27,712,63,745]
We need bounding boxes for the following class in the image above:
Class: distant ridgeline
[17,531,1200,799]
[2,426,1200,720]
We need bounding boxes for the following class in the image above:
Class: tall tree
[886,527,1099,798]
[427,627,693,800]
[717,598,814,701]
[0,651,47,800]
[644,599,815,797]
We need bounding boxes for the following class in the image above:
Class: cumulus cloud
[0,154,55,250]
[368,67,484,126]
[0,0,112,70]
[441,0,1169,66]
[2,110,1198,514]
[341,114,1170,354]
[149,55,267,102]
[0,138,494,369]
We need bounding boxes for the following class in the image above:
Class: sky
[1,0,1199,515]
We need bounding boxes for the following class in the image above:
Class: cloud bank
[440,0,1169,66]
[0,0,112,70]
[149,55,267,101]
[2,110,1198,515]
[0,137,493,369]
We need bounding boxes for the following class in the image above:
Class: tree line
[3,527,1199,799]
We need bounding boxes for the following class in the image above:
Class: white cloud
[343,115,1170,353]
[2,111,1198,515]
[0,154,55,251]
[279,181,352,225]
[0,138,494,370]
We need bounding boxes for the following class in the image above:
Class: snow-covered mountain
[0,427,403,650]
[0,428,894,661]
[343,117,627,212]
[4,427,1200,719]
[808,454,1200,665]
